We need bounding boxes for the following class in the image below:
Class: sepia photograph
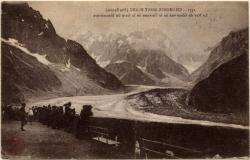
[1,1,249,159]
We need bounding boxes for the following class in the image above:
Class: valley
[1,2,249,159]
[28,85,248,128]
[2,1,249,133]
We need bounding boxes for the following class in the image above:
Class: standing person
[28,107,34,125]
[20,103,27,131]
[63,102,71,131]
[58,106,64,128]
[76,105,93,139]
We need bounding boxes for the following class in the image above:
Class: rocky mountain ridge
[76,30,190,86]
[190,28,248,83]
[2,2,123,105]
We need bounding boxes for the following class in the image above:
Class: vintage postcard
[1,1,249,159]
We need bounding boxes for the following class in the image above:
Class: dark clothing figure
[80,105,93,122]
[57,106,64,128]
[76,105,93,139]
[63,102,72,131]
[3,105,16,121]
[30,102,94,140]
[19,103,27,131]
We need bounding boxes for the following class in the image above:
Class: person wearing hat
[20,103,27,131]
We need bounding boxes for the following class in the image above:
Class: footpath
[1,121,126,159]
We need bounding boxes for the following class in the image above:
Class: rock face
[106,50,189,86]
[76,30,189,85]
[1,2,123,105]
[2,42,62,104]
[190,28,248,83]
[188,28,249,117]
[105,61,155,85]
[188,52,248,115]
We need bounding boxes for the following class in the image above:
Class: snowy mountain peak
[72,29,190,86]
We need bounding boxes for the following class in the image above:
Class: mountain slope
[188,52,248,116]
[105,61,155,85]
[190,28,248,83]
[1,2,123,105]
[2,42,61,105]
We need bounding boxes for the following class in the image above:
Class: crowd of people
[2,102,93,138]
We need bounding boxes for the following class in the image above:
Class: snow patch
[38,32,44,36]
[99,60,110,67]
[117,40,123,47]
[91,54,110,67]
[137,65,161,83]
[63,58,81,72]
[137,65,147,72]
[2,38,51,66]
[91,54,101,62]
[45,23,49,29]
[60,68,70,72]
[72,65,81,72]
[120,72,127,79]
[182,62,202,73]
[114,60,126,64]
[66,58,71,68]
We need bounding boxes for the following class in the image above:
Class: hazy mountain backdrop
[75,30,192,86]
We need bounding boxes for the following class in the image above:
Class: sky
[28,1,248,71]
